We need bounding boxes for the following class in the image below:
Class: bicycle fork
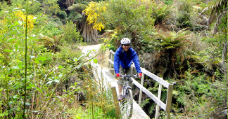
[122,86,131,99]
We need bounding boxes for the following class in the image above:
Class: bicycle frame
[122,75,131,93]
[119,73,137,118]
[120,74,137,99]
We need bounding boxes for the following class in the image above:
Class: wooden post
[166,84,173,119]
[138,73,144,106]
[111,86,121,119]
[109,50,113,68]
[155,84,162,119]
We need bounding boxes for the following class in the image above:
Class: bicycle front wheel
[124,88,133,118]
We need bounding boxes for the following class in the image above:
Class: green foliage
[207,0,227,25]
[61,20,82,43]
[142,29,191,78]
[0,2,109,118]
[215,11,227,34]
[26,0,42,14]
[56,10,67,19]
[173,68,226,118]
[42,21,62,36]
[1,0,227,118]
[151,2,172,25]
[67,3,86,22]
[102,30,119,51]
[67,3,87,12]
[164,0,173,5]
[176,0,194,29]
[80,66,117,119]
[42,0,61,15]
[67,11,83,22]
[152,29,189,50]
[186,33,225,70]
[7,0,42,15]
[0,3,114,116]
[102,0,154,39]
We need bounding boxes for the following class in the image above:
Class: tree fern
[153,29,189,50]
[151,2,172,25]
[208,0,227,25]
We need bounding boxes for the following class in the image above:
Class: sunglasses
[123,44,130,46]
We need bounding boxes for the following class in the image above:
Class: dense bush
[61,20,82,43]
[176,0,194,29]
[0,0,116,118]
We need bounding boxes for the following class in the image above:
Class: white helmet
[120,38,131,45]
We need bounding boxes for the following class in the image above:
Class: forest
[0,0,227,118]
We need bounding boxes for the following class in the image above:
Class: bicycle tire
[124,88,133,118]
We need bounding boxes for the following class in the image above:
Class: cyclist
[114,38,142,100]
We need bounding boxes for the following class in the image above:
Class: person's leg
[126,66,133,75]
[118,66,124,100]
[126,66,133,86]
[118,85,123,95]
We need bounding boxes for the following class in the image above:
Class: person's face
[122,44,130,52]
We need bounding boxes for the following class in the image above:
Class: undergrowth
[169,62,227,118]
[0,1,116,118]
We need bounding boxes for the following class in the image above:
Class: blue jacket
[114,46,142,74]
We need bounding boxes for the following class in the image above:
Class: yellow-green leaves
[93,59,98,64]
[84,2,107,31]
[14,10,35,29]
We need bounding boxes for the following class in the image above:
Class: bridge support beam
[138,73,144,106]
[155,84,162,119]
[166,84,173,119]
[111,86,121,119]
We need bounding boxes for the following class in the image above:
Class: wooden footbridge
[90,49,174,119]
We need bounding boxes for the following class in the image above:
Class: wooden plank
[109,52,112,68]
[155,84,162,119]
[131,100,150,119]
[131,78,166,111]
[166,84,173,119]
[140,68,169,88]
[138,73,145,106]
[108,59,114,65]
[111,86,121,119]
[110,50,115,55]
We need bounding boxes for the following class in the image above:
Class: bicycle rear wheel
[123,88,133,118]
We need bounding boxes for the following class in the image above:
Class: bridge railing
[108,50,174,119]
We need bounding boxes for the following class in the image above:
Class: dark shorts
[117,65,133,85]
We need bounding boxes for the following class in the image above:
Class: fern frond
[208,0,227,25]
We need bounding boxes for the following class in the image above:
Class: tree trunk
[212,10,227,35]
[82,23,99,44]
[222,2,227,108]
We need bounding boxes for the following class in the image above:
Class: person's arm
[132,52,142,78]
[114,50,120,74]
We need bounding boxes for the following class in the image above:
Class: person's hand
[138,73,142,78]
[116,73,120,78]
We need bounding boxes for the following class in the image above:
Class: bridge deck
[80,44,150,118]
[99,67,150,119]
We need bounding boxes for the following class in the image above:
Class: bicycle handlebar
[120,74,138,78]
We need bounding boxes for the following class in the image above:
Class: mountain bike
[119,72,138,118]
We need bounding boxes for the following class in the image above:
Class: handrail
[108,50,174,119]
[131,77,166,110]
[91,60,150,119]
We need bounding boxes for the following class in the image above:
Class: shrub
[61,20,82,43]
[151,2,172,25]
[176,0,193,29]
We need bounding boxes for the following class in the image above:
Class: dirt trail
[78,44,109,66]
[78,44,102,57]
